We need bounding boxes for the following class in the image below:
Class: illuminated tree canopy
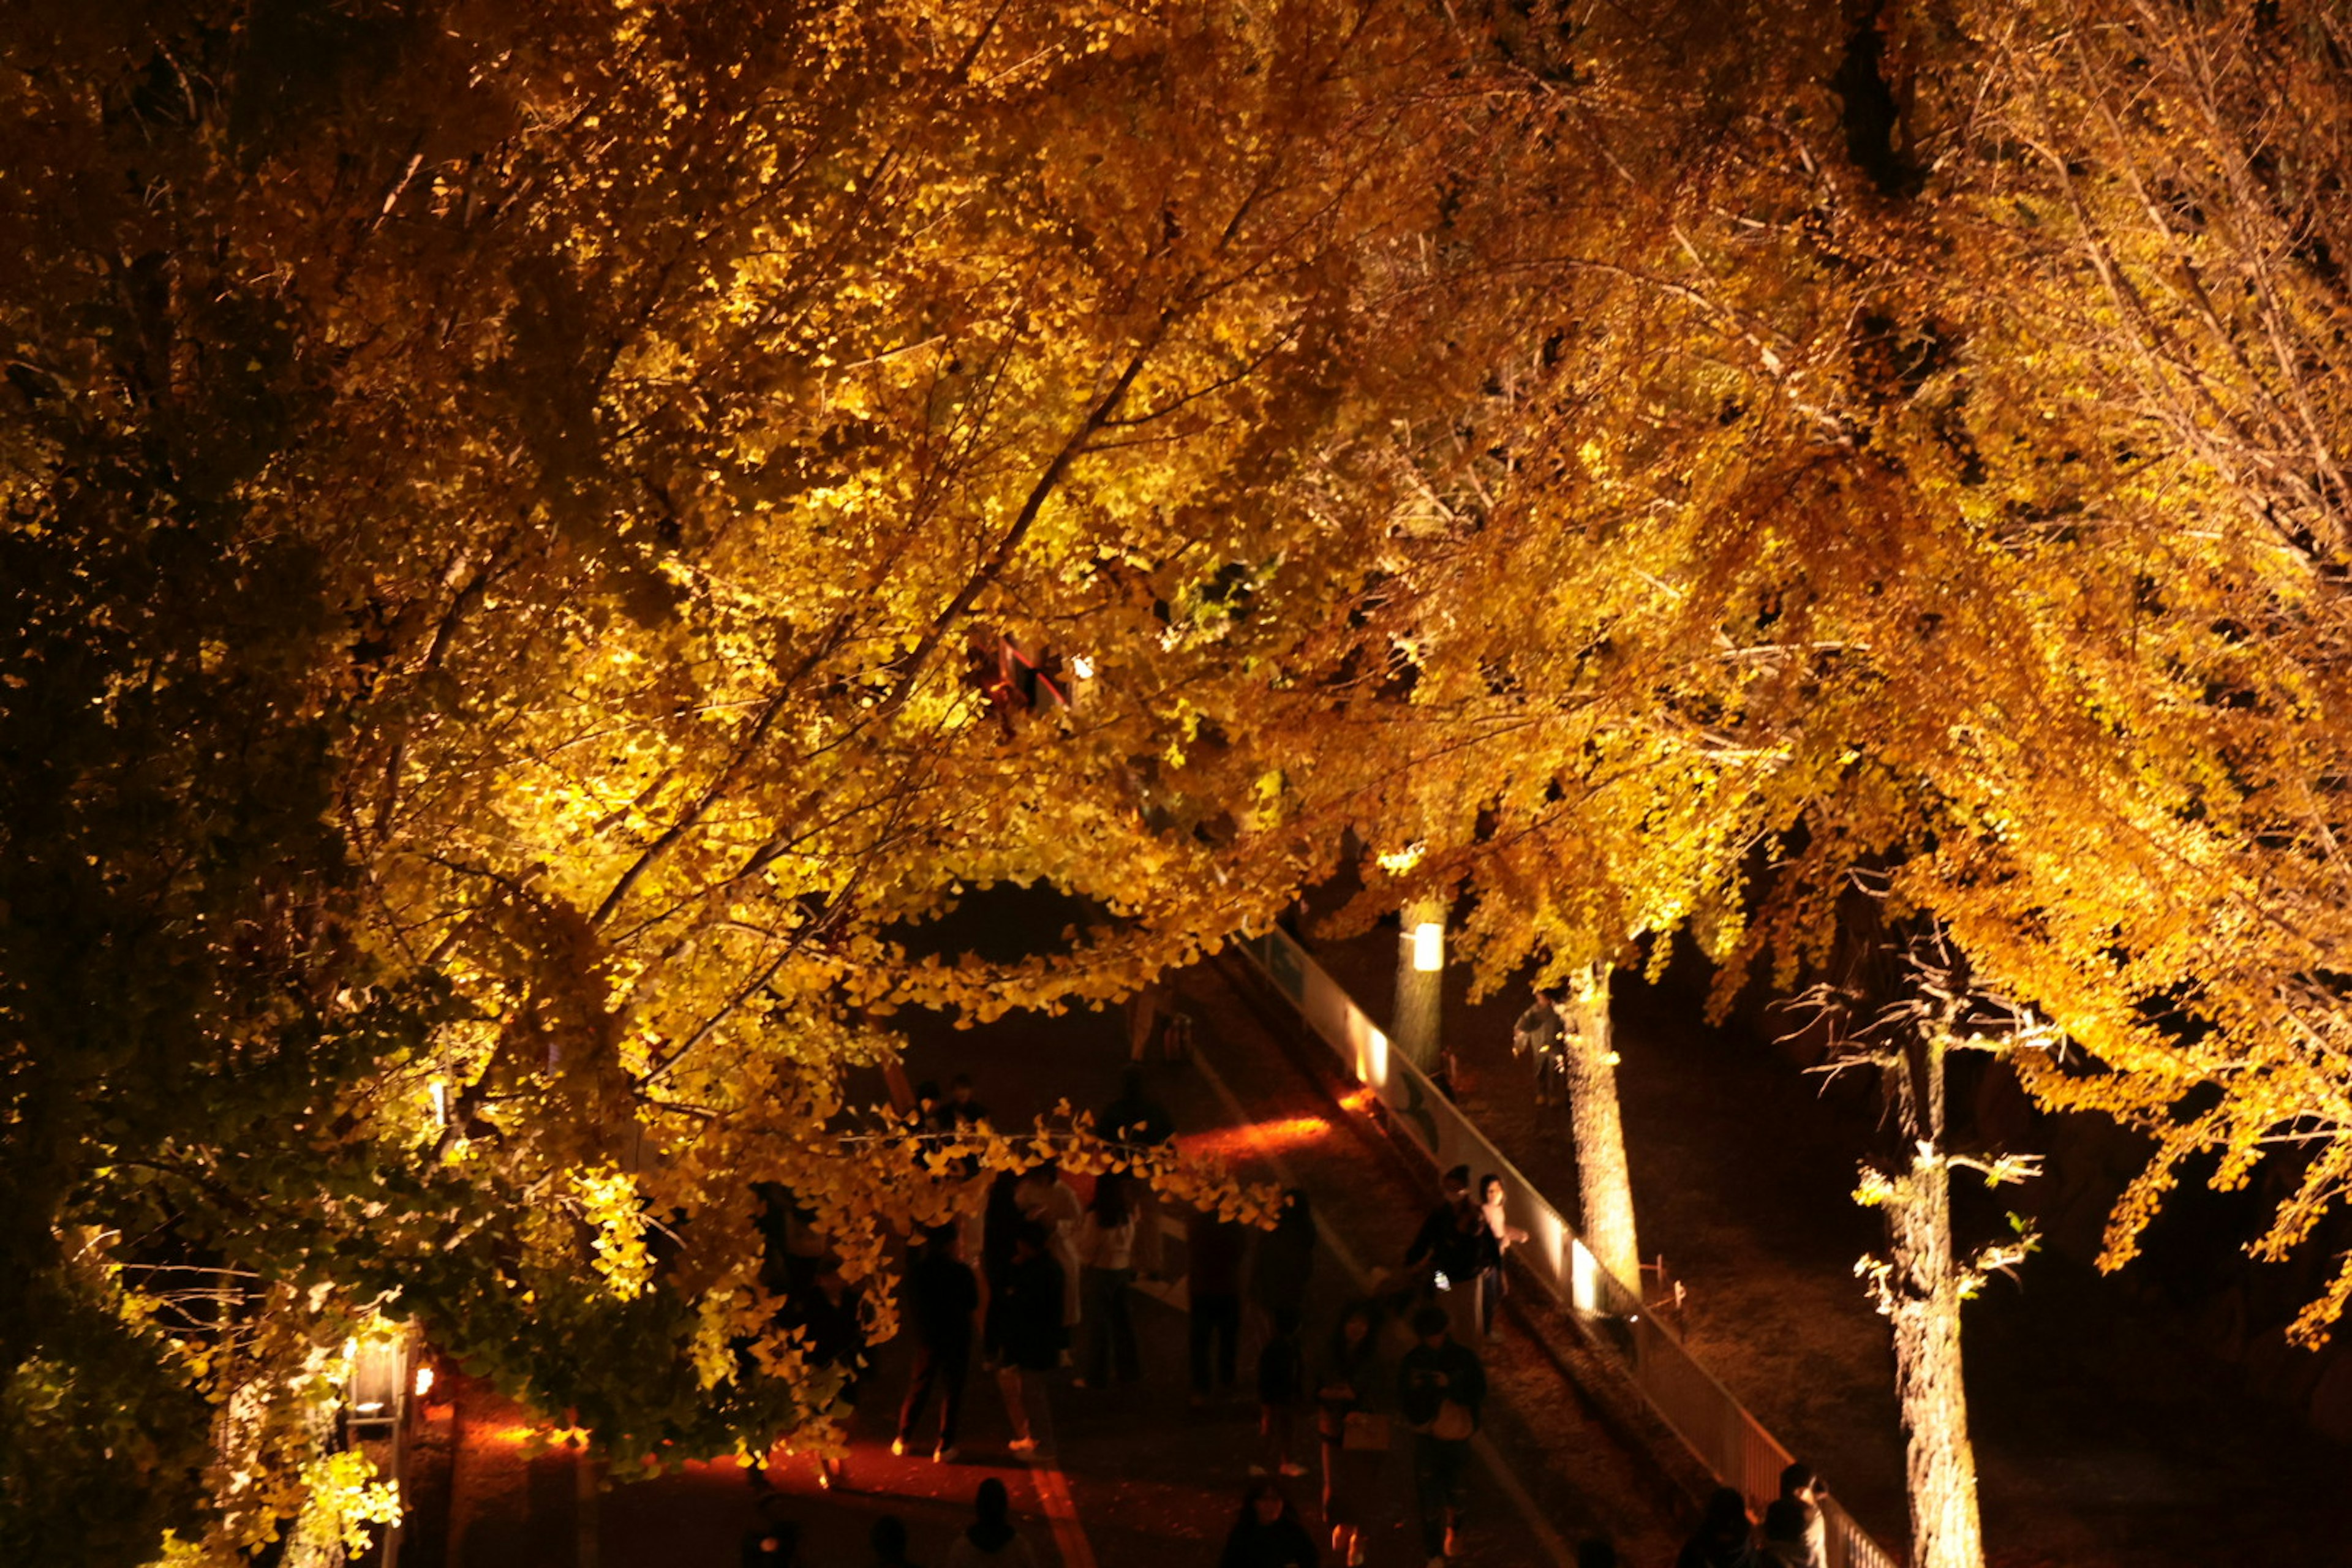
[16,2,2352,1566]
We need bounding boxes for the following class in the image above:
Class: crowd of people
[739,1052,1830,1568]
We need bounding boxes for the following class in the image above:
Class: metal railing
[1238,927,1901,1568]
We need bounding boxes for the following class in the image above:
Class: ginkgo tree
[1,1,1562,1563]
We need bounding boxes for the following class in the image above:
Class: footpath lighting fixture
[345,1333,409,1442]
[1411,921,1444,972]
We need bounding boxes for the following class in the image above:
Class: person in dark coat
[1188,1202,1248,1405]
[1217,1476,1321,1568]
[1403,1167,1476,1286]
[1253,1307,1310,1478]
[796,1269,867,1491]
[946,1477,1039,1567]
[990,1221,1063,1455]
[1398,1303,1484,1564]
[1250,1188,1316,1338]
[1676,1486,1760,1568]
[1314,1301,1385,1567]
[895,1223,980,1462]
[980,1170,1025,1365]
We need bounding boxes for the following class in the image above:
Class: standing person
[1314,1302,1386,1568]
[1252,1307,1310,1478]
[1101,1068,1175,1278]
[1403,1167,1474,1286]
[1757,1501,1814,1567]
[1217,1476,1321,1568]
[946,1477,1039,1568]
[1776,1462,1829,1568]
[869,1515,922,1568]
[1188,1202,1248,1406]
[1472,1174,1526,1341]
[1073,1173,1139,1389]
[799,1268,867,1491]
[894,1224,979,1463]
[1398,1303,1485,1567]
[1512,989,1568,1107]
[1016,1161,1085,1349]
[979,1170,1025,1369]
[990,1222,1063,1457]
[1250,1188,1316,1344]
[1676,1487,1758,1568]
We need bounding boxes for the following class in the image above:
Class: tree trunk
[1392,897,1445,1073]
[1562,963,1641,1296]
[1877,1039,1988,1568]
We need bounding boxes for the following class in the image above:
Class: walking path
[429,909,1680,1567]
[1302,920,2352,1568]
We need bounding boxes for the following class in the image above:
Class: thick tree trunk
[1875,1039,1987,1568]
[1392,897,1445,1072]
[1562,963,1641,1295]
[1885,1153,1985,1568]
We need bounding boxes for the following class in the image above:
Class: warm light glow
[1571,1238,1600,1314]
[1340,1087,1377,1115]
[1180,1115,1332,1161]
[1069,654,1095,679]
[429,1080,448,1126]
[1376,843,1426,875]
[413,1365,436,1398]
[486,1423,590,1448]
[1537,1208,1567,1280]
[1411,922,1444,971]
[1366,1027,1390,1087]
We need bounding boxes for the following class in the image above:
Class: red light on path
[1180,1114,1332,1161]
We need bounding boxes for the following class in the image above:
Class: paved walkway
[429,908,1681,1568]
[1303,918,2352,1568]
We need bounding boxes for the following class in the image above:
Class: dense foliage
[19,2,2352,1565]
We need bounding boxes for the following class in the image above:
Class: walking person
[797,1268,867,1491]
[894,1224,979,1463]
[1217,1476,1322,1568]
[1404,1169,1485,1348]
[1472,1174,1526,1341]
[1398,1303,1485,1566]
[1512,988,1568,1107]
[1252,1307,1310,1478]
[989,1222,1064,1457]
[1188,1201,1248,1406]
[1403,1167,1475,1288]
[946,1477,1040,1568]
[1314,1302,1387,1567]
[1073,1172,1139,1389]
